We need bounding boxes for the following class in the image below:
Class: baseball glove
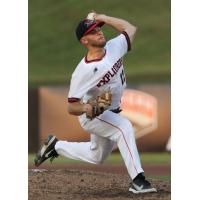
[86,91,112,119]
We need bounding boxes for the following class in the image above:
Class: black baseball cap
[75,19,105,41]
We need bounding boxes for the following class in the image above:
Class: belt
[110,107,122,114]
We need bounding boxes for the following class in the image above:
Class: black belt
[110,107,122,114]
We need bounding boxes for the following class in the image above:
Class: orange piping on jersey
[96,117,138,174]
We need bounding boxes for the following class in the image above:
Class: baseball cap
[75,19,105,41]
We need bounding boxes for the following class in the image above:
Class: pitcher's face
[81,27,106,48]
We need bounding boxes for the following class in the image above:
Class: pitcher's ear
[80,37,88,45]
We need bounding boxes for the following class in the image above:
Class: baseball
[87,12,95,20]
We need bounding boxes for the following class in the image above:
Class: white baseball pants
[55,110,144,179]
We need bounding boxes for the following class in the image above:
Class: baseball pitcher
[34,12,157,194]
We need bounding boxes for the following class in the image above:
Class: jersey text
[97,58,123,87]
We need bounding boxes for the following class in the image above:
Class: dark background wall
[28,88,39,152]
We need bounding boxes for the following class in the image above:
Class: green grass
[29,0,170,87]
[140,152,171,165]
[28,152,170,165]
[149,175,170,182]
[29,152,171,181]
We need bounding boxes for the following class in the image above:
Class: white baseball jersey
[55,31,144,180]
[68,31,131,111]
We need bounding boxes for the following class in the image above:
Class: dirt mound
[29,169,170,200]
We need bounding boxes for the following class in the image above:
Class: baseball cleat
[129,173,157,194]
[34,135,59,167]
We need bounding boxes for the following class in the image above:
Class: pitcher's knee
[90,151,105,164]
[90,154,104,164]
[93,157,104,164]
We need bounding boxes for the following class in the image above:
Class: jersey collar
[84,49,106,63]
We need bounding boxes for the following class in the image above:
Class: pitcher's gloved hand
[85,91,112,120]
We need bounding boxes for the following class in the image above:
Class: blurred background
[28,0,171,157]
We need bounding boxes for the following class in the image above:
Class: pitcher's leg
[55,134,115,164]
[83,111,144,179]
[89,134,116,163]
[115,119,144,179]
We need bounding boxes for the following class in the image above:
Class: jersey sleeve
[106,31,131,58]
[68,70,99,103]
[68,73,87,102]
